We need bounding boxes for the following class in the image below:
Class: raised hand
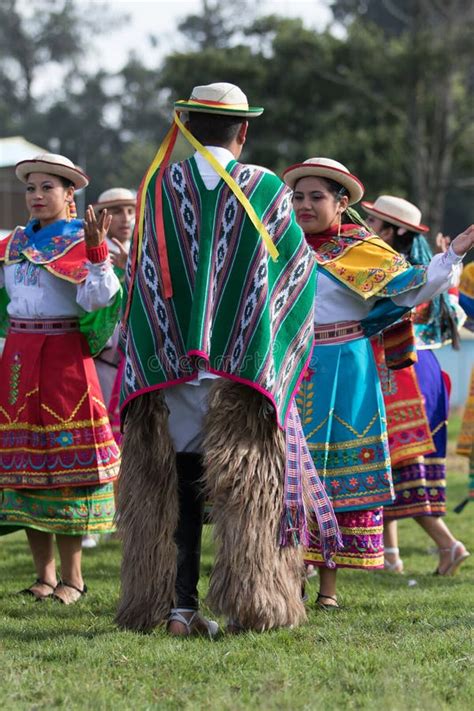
[84,205,112,248]
[435,232,451,254]
[451,224,474,257]
[110,238,129,271]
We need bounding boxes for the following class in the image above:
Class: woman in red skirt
[0,153,121,603]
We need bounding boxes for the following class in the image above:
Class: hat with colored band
[283,157,364,205]
[361,195,429,233]
[15,153,89,190]
[93,188,137,212]
[174,82,264,118]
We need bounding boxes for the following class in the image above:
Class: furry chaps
[202,380,306,631]
[115,391,178,632]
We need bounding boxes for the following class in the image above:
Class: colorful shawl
[0,220,122,356]
[306,223,428,336]
[308,224,426,298]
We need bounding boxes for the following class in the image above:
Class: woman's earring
[337,212,342,237]
[66,199,77,221]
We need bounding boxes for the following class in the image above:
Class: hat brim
[283,163,364,205]
[174,100,263,118]
[93,199,137,212]
[15,160,89,190]
[361,202,429,233]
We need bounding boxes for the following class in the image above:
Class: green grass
[0,428,472,710]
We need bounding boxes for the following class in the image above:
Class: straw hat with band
[93,188,136,213]
[283,157,364,206]
[174,82,264,118]
[361,195,429,233]
[15,153,89,190]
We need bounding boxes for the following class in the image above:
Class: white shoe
[435,541,470,576]
[384,546,404,573]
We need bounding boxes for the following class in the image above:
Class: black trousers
[175,452,205,609]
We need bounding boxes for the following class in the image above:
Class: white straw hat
[361,195,429,233]
[174,82,264,118]
[93,188,136,212]
[283,157,364,205]
[15,153,89,189]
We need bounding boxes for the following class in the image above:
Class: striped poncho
[121,156,316,427]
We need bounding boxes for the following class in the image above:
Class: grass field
[0,418,472,710]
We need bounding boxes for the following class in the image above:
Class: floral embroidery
[56,431,74,447]
[358,448,375,462]
[14,262,41,286]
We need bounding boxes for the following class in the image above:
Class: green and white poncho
[121,156,316,427]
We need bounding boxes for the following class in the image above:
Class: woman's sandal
[384,546,404,574]
[52,580,88,605]
[316,593,340,610]
[434,541,470,576]
[167,608,219,639]
[19,578,56,602]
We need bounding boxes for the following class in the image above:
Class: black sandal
[316,592,340,610]
[52,580,88,604]
[19,578,56,602]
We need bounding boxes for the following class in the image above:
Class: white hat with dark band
[93,188,136,212]
[15,153,89,190]
[361,195,429,232]
[283,157,364,205]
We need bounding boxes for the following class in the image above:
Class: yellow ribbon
[173,111,279,261]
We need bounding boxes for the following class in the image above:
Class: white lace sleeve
[76,260,120,313]
[392,246,464,308]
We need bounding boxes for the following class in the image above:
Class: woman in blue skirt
[283,157,474,607]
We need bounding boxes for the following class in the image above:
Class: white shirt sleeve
[392,246,464,308]
[76,260,121,312]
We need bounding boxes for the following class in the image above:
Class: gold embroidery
[307,433,387,451]
[0,416,111,432]
[8,354,22,406]
[430,420,448,437]
[40,387,92,424]
[332,412,380,438]
[304,457,392,476]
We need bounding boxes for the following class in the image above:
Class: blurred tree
[0,0,129,202]
[177,0,252,49]
[0,0,119,115]
[329,0,474,235]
